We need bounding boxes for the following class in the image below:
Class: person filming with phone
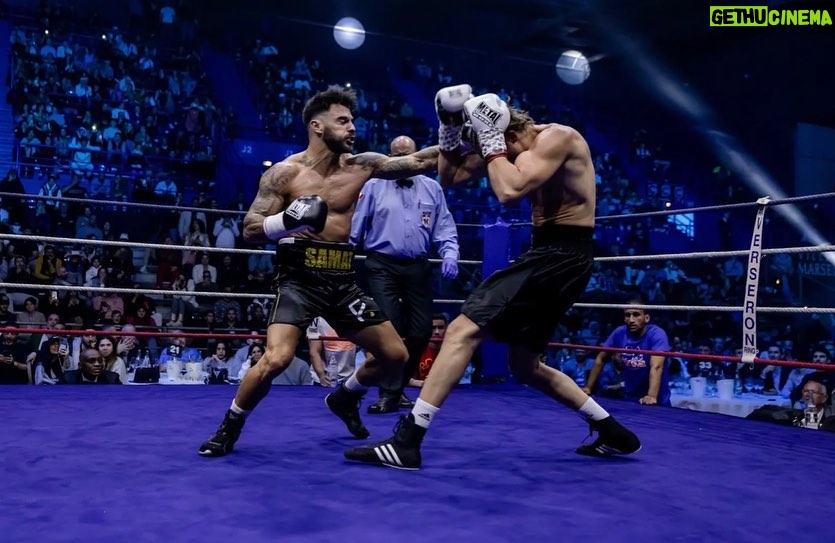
[33,336,70,385]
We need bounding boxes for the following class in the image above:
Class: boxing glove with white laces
[463,93,510,163]
[434,84,473,151]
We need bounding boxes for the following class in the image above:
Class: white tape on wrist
[262,212,288,241]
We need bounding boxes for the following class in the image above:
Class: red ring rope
[545,341,834,371]
[7,327,832,372]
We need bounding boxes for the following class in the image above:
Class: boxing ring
[2,190,835,542]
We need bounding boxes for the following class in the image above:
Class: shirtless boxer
[199,85,439,456]
[344,84,641,469]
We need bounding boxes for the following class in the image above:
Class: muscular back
[528,124,596,229]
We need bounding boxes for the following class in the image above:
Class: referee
[351,135,460,414]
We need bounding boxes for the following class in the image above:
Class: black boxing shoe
[326,385,370,439]
[398,393,415,408]
[367,395,399,414]
[576,416,641,457]
[198,410,246,457]
[344,415,426,470]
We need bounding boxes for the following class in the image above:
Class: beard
[323,127,354,153]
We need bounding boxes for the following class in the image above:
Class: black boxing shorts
[268,238,387,332]
[461,225,594,353]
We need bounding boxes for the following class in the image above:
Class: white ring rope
[594,191,835,222]
[2,285,833,315]
[0,190,493,229]
[0,282,262,300]
[595,244,835,263]
[5,189,835,227]
[4,193,835,317]
[571,303,835,313]
[510,191,835,226]
[4,232,835,266]
[0,233,485,266]
[0,191,245,217]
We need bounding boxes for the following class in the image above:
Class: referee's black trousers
[363,252,433,397]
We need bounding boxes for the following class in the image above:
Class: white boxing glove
[463,93,510,162]
[434,84,472,151]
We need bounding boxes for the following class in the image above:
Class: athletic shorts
[461,225,594,353]
[268,238,387,332]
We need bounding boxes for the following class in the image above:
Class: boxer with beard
[199,85,440,457]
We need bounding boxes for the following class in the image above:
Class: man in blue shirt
[351,135,460,414]
[583,300,671,406]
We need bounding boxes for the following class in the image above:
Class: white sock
[411,398,439,429]
[343,372,366,392]
[578,397,609,422]
[229,401,251,417]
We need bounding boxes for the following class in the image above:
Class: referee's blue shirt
[350,175,459,261]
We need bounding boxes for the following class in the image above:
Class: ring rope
[594,244,835,263]
[3,282,833,314]
[0,326,444,345]
[0,191,500,229]
[305,335,832,371]
[0,283,471,305]
[0,191,245,217]
[4,232,270,255]
[545,341,835,372]
[572,303,835,314]
[512,191,835,226]
[0,282,265,300]
[0,326,266,340]
[5,231,834,267]
[0,233,485,266]
[431,301,835,313]
[15,324,825,371]
[5,189,835,229]
[592,191,835,222]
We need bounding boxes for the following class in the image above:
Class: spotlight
[556,50,590,85]
[262,160,273,167]
[333,17,365,50]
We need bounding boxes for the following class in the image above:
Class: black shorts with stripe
[268,238,387,332]
[461,225,594,353]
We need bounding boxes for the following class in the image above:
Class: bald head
[390,136,416,157]
[79,348,104,377]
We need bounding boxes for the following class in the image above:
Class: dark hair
[624,298,647,315]
[812,344,832,360]
[213,341,227,357]
[248,342,264,359]
[302,85,357,126]
[36,340,65,381]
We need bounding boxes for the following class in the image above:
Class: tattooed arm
[348,145,440,180]
[243,163,294,243]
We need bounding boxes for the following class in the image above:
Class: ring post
[741,196,771,363]
[481,218,511,379]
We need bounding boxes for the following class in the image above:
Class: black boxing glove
[262,195,328,240]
